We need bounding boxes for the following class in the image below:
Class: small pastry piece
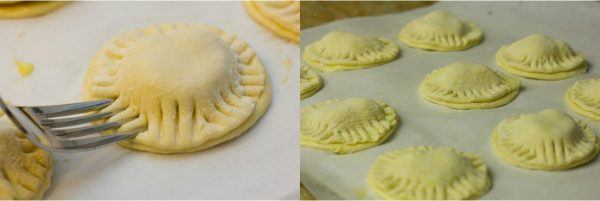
[303,31,400,73]
[495,34,587,80]
[300,65,323,100]
[565,78,600,121]
[0,1,67,19]
[399,10,483,51]
[243,0,299,43]
[419,61,520,110]
[300,98,397,154]
[83,23,270,154]
[0,115,52,200]
[367,146,491,200]
[492,109,599,170]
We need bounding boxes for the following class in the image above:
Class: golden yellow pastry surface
[243,0,299,43]
[83,23,270,154]
[565,78,600,121]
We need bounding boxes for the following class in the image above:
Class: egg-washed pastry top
[367,146,491,200]
[303,31,399,73]
[83,23,271,154]
[495,34,587,80]
[492,109,599,170]
[243,0,300,43]
[565,78,600,121]
[0,114,52,200]
[419,61,520,110]
[399,10,483,51]
[0,1,67,19]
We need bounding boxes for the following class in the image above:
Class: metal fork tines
[0,97,143,152]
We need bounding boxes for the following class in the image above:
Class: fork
[0,95,142,152]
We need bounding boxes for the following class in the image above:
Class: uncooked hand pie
[0,115,52,200]
[300,65,323,100]
[399,10,483,51]
[492,109,599,170]
[300,98,397,154]
[367,146,491,200]
[565,78,600,121]
[303,31,400,73]
[83,23,271,154]
[0,1,67,19]
[243,0,300,43]
[419,61,520,110]
[495,34,587,80]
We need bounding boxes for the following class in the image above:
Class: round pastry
[492,109,599,170]
[300,98,398,154]
[83,23,271,154]
[367,146,491,200]
[495,34,587,80]
[303,31,400,73]
[0,1,67,19]
[565,78,600,121]
[243,0,299,43]
[0,114,52,200]
[399,10,483,51]
[300,65,323,100]
[419,61,520,110]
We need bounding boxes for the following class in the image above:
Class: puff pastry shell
[495,34,587,80]
[565,78,600,121]
[419,61,520,110]
[367,146,491,200]
[243,0,300,43]
[303,31,400,73]
[492,109,599,170]
[0,1,67,19]
[83,23,271,154]
[300,98,397,154]
[399,11,483,51]
[0,115,52,200]
[300,65,323,100]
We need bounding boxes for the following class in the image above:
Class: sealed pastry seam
[83,23,270,154]
[367,146,491,200]
[300,65,323,100]
[495,34,587,80]
[399,11,483,51]
[491,109,599,170]
[0,115,52,200]
[243,1,300,43]
[419,61,520,110]
[300,98,398,154]
[565,78,600,121]
[303,31,400,73]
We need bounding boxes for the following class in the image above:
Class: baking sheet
[0,2,299,199]
[300,2,600,200]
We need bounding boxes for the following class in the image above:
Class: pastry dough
[303,31,400,73]
[83,23,271,154]
[419,61,520,110]
[243,0,299,43]
[565,78,600,121]
[300,98,397,154]
[495,34,587,80]
[0,115,52,200]
[300,65,323,100]
[367,146,491,200]
[492,109,599,170]
[0,1,67,19]
[399,11,483,51]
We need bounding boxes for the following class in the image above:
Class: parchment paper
[300,2,600,199]
[0,2,299,199]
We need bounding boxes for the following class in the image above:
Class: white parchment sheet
[300,2,600,200]
[0,2,299,199]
